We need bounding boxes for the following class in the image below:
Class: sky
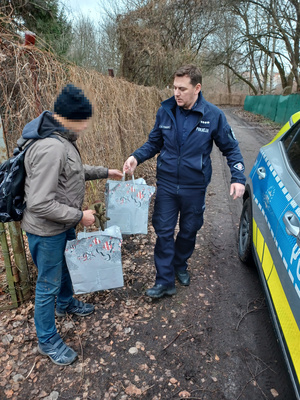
[59,0,103,22]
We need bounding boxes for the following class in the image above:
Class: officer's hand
[80,209,96,226]
[123,156,137,175]
[230,183,245,200]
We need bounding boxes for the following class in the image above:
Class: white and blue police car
[238,111,300,400]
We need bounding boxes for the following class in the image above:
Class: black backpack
[0,140,36,223]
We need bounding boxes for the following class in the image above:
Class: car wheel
[238,197,253,265]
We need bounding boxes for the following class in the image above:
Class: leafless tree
[222,0,300,93]
[115,0,220,88]
[65,1,122,76]
[60,0,300,94]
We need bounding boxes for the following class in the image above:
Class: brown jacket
[22,132,107,236]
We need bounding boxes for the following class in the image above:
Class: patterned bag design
[105,177,155,234]
[65,226,123,294]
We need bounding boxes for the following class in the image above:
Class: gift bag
[65,225,123,294]
[105,176,155,234]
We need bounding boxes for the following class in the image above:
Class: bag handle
[122,173,135,190]
[82,226,103,238]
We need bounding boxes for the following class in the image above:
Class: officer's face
[173,75,201,110]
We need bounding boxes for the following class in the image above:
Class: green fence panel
[286,95,300,121]
[255,95,265,116]
[244,94,300,125]
[274,95,290,124]
[256,96,266,116]
[254,96,262,114]
[244,95,267,115]
[244,95,256,113]
[263,95,279,121]
[244,95,264,114]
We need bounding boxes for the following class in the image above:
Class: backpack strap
[13,134,62,156]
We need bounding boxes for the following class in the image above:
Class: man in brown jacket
[21,84,123,365]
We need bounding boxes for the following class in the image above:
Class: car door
[251,119,300,396]
[274,123,300,385]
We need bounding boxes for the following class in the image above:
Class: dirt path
[0,108,296,400]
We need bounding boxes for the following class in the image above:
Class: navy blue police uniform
[132,92,246,288]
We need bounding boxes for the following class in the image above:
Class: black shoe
[175,271,190,286]
[146,284,176,298]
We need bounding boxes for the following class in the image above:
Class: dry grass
[0,25,170,306]
[0,26,171,206]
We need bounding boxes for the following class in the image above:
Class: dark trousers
[152,185,206,287]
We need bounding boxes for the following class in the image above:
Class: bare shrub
[0,28,171,206]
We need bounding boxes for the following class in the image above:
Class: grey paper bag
[105,176,155,234]
[65,225,123,294]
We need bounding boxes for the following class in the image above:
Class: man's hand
[230,183,245,200]
[123,156,138,175]
[108,169,123,179]
[80,209,96,226]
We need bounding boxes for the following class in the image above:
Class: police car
[238,112,300,399]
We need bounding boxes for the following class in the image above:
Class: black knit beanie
[54,84,93,120]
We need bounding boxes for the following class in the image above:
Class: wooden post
[0,223,18,309]
[8,222,31,302]
[0,115,31,308]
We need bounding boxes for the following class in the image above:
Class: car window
[282,122,300,178]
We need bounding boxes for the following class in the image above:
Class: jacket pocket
[157,151,166,168]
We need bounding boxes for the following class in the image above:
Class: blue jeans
[152,185,206,286]
[27,228,76,343]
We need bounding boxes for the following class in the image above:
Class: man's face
[65,118,91,133]
[173,75,201,110]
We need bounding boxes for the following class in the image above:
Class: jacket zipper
[163,105,203,188]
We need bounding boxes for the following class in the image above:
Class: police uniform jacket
[132,92,246,189]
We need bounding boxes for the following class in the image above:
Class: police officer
[123,65,246,298]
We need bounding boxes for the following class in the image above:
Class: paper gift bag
[105,176,155,234]
[65,225,123,294]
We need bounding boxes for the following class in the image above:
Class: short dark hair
[174,65,202,86]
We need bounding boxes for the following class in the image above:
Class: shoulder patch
[229,129,237,140]
[233,162,245,172]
